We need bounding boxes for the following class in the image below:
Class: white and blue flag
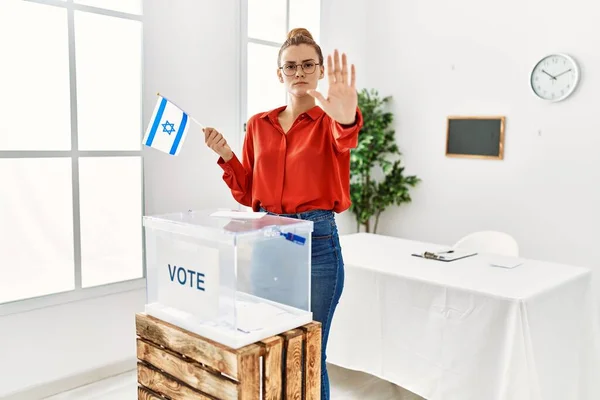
[143,95,191,156]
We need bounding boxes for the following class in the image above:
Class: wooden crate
[135,313,322,400]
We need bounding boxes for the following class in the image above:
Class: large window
[242,0,321,124]
[0,0,143,310]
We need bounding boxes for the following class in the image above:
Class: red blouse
[217,105,364,214]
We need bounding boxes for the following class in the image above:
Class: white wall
[320,0,371,235]
[0,0,241,397]
[357,0,600,278]
[142,0,241,215]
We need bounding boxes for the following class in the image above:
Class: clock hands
[541,68,571,82]
[555,68,572,78]
[542,69,557,80]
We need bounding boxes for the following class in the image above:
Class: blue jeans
[257,208,344,400]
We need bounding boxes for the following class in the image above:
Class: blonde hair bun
[287,28,314,41]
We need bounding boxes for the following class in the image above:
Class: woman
[203,27,363,399]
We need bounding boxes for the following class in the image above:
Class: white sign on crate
[155,235,220,321]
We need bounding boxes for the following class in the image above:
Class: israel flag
[143,95,190,156]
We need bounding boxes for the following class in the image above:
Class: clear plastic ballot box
[142,209,314,349]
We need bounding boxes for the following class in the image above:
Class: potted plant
[349,88,420,233]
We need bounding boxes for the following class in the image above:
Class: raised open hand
[307,49,357,125]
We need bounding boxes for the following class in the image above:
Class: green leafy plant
[349,88,421,233]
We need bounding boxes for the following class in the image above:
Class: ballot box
[142,209,314,349]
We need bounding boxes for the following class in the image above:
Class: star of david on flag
[143,94,199,156]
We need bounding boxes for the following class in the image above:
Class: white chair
[453,230,519,256]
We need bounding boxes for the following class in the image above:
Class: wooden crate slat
[281,329,304,400]
[137,362,214,400]
[136,313,242,379]
[237,346,262,400]
[137,385,166,400]
[300,322,322,400]
[259,336,284,400]
[137,338,239,400]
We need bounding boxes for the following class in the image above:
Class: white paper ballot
[210,210,266,219]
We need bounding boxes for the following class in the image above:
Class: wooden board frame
[445,115,506,160]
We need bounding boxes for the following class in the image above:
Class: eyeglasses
[279,61,320,76]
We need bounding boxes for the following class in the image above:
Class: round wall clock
[530,53,580,102]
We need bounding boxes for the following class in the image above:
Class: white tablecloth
[327,233,600,400]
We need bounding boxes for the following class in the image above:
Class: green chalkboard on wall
[446,116,505,160]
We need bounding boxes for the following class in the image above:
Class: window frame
[0,0,145,317]
[239,0,322,136]
[239,0,291,135]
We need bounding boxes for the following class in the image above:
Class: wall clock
[530,53,580,102]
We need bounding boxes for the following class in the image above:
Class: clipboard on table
[411,249,477,262]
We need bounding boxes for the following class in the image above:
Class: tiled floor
[44,363,425,400]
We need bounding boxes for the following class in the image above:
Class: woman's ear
[277,68,284,83]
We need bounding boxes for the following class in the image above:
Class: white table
[327,233,600,400]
